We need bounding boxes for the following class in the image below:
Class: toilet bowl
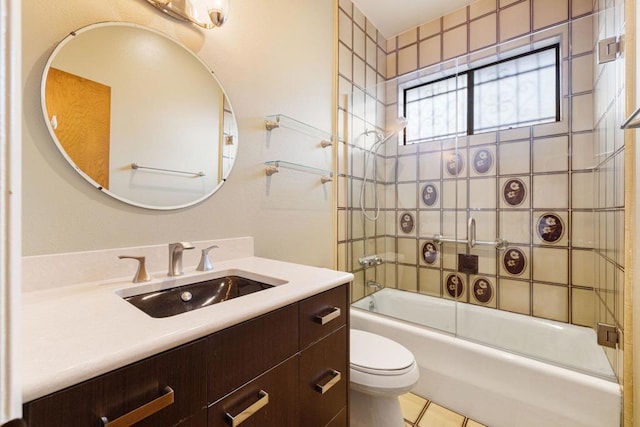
[350,329,420,427]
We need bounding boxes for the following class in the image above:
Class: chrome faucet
[168,242,195,276]
[366,280,383,291]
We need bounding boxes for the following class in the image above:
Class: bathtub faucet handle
[359,254,383,268]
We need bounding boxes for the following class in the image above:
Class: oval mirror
[41,22,238,210]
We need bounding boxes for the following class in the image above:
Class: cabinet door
[299,326,348,427]
[299,285,348,350]
[207,304,298,403]
[24,339,207,427]
[208,356,299,427]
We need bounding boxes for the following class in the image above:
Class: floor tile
[465,420,487,427]
[399,392,428,423]
[417,402,465,427]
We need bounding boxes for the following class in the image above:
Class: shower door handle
[467,217,476,249]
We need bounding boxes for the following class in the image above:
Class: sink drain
[180,291,193,302]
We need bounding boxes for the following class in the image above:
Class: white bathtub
[351,288,621,427]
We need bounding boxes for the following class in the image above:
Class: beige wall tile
[387,52,397,78]
[571,132,595,170]
[572,211,595,248]
[572,93,594,132]
[419,267,442,296]
[353,4,365,28]
[499,141,531,174]
[532,174,569,209]
[572,249,595,287]
[533,282,569,321]
[572,0,593,17]
[499,0,531,41]
[338,0,352,17]
[533,0,569,30]
[443,25,468,60]
[571,54,594,93]
[470,13,497,51]
[399,265,418,291]
[532,247,569,283]
[353,25,366,58]
[499,279,530,314]
[398,28,418,48]
[470,0,497,19]
[419,35,442,68]
[533,136,569,173]
[338,43,352,80]
[338,9,352,48]
[398,44,418,75]
[572,171,595,208]
[500,211,532,244]
[500,0,522,6]
[571,15,593,55]
[444,6,468,30]
[420,18,442,39]
[387,37,397,52]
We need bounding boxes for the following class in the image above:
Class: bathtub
[351,288,621,427]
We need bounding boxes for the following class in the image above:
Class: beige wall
[22,0,336,268]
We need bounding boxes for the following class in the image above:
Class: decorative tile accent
[445,152,465,176]
[422,241,439,265]
[503,247,527,276]
[445,273,465,298]
[473,277,494,303]
[502,178,527,206]
[536,213,565,244]
[421,183,439,207]
[400,212,416,233]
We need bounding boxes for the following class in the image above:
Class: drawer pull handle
[100,385,174,427]
[315,369,341,394]
[225,390,269,427]
[315,307,341,325]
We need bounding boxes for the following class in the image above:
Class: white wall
[22,0,336,268]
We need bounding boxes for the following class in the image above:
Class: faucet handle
[196,245,219,272]
[118,255,151,283]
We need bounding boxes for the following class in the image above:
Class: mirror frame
[41,21,238,210]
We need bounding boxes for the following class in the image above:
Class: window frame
[401,43,561,145]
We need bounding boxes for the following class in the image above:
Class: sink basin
[123,275,275,318]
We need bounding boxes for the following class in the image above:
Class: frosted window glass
[402,46,558,145]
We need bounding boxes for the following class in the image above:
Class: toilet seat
[350,329,419,395]
[351,329,415,375]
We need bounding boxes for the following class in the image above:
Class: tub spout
[366,280,383,291]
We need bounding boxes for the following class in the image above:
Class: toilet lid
[350,329,415,375]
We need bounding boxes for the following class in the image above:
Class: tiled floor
[400,392,486,427]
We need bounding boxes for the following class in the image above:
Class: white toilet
[349,329,420,427]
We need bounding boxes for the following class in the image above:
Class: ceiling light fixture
[146,0,229,29]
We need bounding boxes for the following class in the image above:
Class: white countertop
[22,256,353,402]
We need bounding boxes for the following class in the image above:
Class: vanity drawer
[299,284,348,350]
[207,303,298,403]
[208,356,299,427]
[299,326,348,427]
[23,339,207,427]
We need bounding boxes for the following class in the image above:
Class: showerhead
[366,116,408,147]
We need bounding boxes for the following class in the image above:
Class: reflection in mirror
[41,22,238,210]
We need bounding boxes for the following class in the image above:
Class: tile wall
[593,0,626,383]
[337,0,625,382]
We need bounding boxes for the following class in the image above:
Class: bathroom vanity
[20,239,352,427]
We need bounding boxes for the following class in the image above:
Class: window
[403,45,560,145]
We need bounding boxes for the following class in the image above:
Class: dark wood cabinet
[208,356,299,427]
[23,284,349,427]
[23,339,207,427]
